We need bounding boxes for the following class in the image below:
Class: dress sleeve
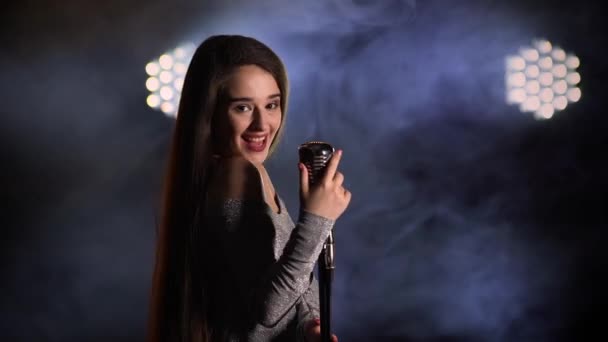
[296,273,321,341]
[206,198,333,330]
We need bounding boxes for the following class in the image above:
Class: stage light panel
[145,42,196,117]
[505,39,581,120]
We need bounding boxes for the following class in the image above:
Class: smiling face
[213,64,283,165]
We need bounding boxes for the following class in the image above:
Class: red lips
[242,135,267,152]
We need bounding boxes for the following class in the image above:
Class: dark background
[1,0,606,341]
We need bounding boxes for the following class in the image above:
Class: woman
[148,35,351,342]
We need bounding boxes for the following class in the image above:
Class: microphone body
[298,141,334,186]
[298,141,335,342]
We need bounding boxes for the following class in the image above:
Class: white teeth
[243,136,266,142]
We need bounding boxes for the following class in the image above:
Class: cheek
[271,113,283,131]
[227,115,250,136]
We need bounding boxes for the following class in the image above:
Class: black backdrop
[1,0,606,341]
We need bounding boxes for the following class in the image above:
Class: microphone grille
[298,141,335,185]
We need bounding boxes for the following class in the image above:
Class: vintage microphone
[298,141,335,342]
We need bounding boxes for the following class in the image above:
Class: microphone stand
[318,230,334,342]
[298,141,336,342]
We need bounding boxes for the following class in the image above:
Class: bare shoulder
[208,155,264,201]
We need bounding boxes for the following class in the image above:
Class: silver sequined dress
[204,193,334,341]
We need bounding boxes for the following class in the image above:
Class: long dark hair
[147,35,289,342]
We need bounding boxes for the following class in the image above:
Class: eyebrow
[228,93,281,103]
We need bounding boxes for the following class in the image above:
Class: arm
[206,157,334,329]
[296,274,320,341]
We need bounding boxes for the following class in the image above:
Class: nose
[250,106,268,129]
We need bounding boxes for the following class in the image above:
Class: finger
[323,149,342,184]
[305,318,319,331]
[344,189,352,204]
[333,172,344,187]
[299,163,309,195]
[332,334,339,342]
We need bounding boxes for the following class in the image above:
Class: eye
[267,101,280,110]
[234,104,251,113]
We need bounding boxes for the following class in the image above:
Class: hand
[305,317,338,342]
[299,149,352,221]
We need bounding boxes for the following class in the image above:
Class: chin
[234,148,265,164]
[246,153,267,165]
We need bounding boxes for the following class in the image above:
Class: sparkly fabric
[204,195,334,341]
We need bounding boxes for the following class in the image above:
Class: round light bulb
[160,86,174,101]
[525,80,540,95]
[147,94,161,108]
[552,80,568,94]
[508,88,527,104]
[536,103,554,119]
[566,72,581,85]
[565,55,580,69]
[552,96,568,110]
[567,88,581,102]
[159,54,174,70]
[146,77,160,92]
[508,72,526,87]
[521,48,539,62]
